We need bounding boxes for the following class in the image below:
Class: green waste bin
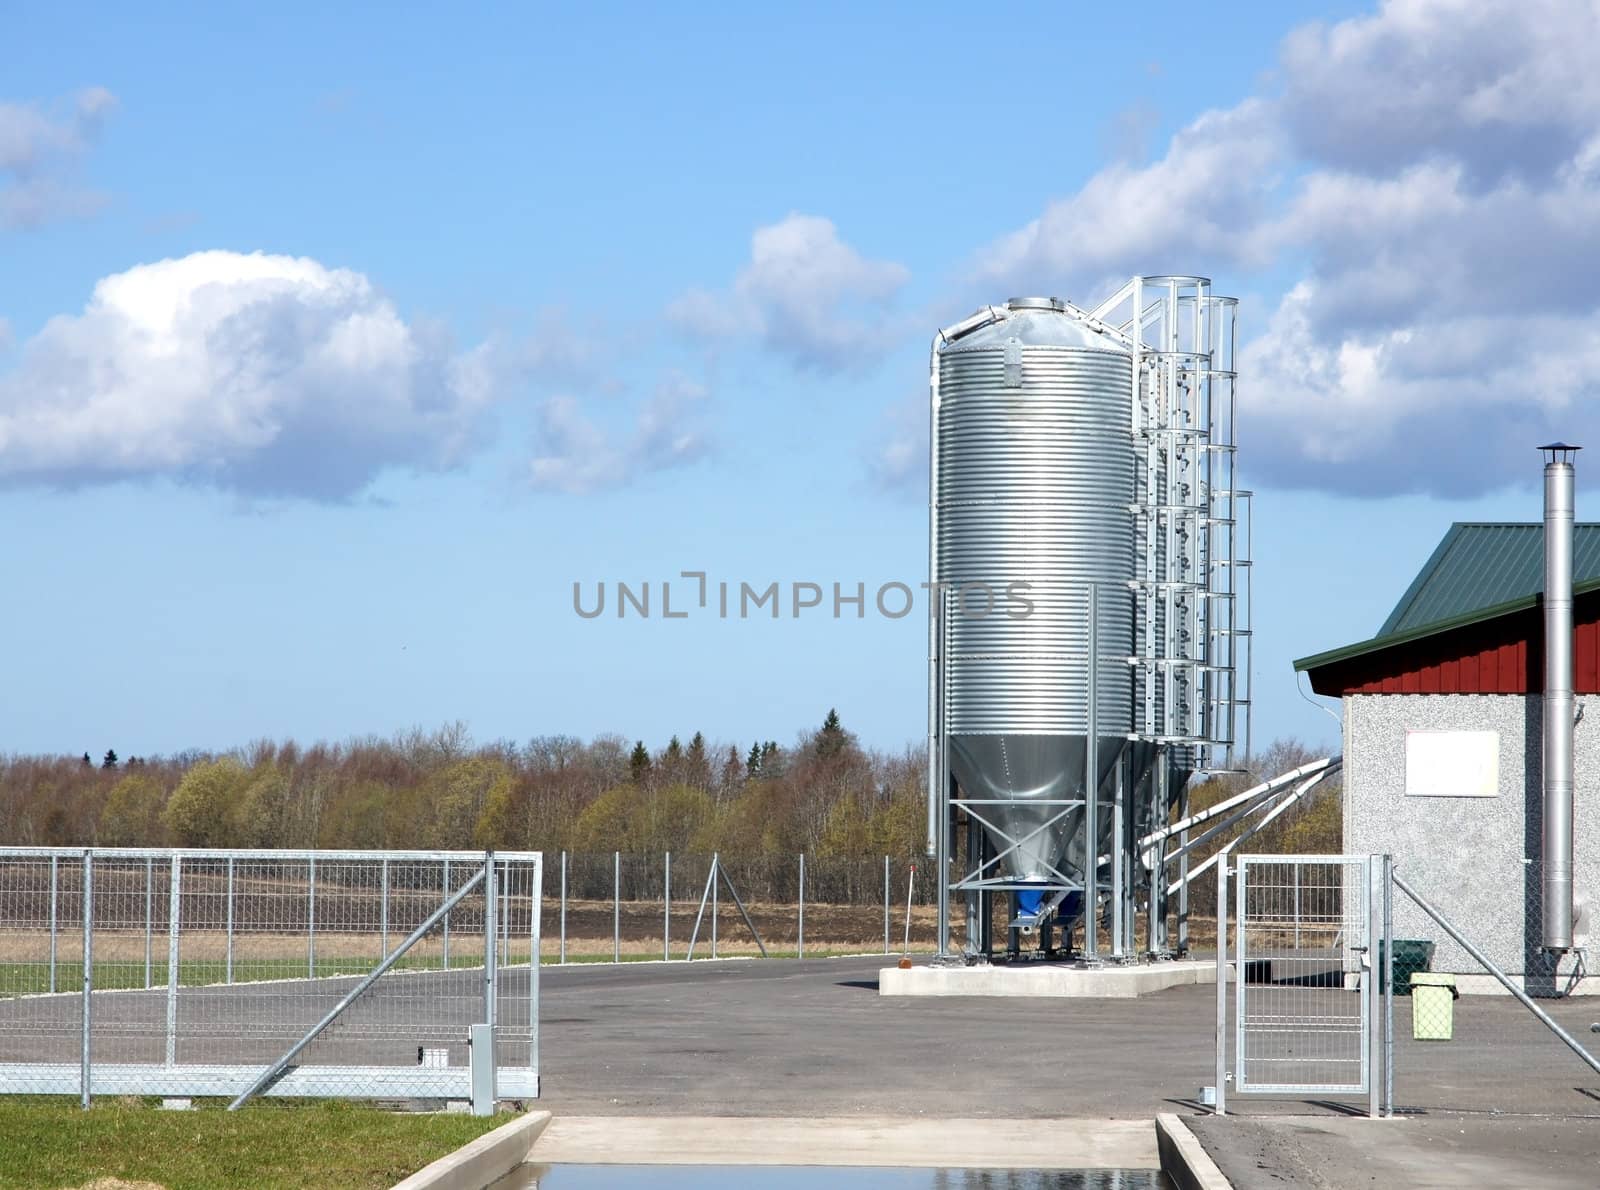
[1381,939,1436,996]
[1411,972,1457,1040]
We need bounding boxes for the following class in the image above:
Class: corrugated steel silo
[936,298,1134,887]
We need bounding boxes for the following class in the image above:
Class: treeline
[0,711,926,859]
[0,712,1339,865]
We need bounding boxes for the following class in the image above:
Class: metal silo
[936,298,1134,891]
[927,279,1249,964]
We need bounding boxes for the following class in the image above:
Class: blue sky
[2,1,1593,762]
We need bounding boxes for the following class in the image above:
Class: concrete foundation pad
[527,1115,1158,1168]
[879,959,1216,998]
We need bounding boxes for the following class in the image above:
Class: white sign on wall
[1404,729,1500,798]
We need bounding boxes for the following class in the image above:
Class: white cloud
[475,306,627,397]
[1278,1,1600,185]
[0,87,117,229]
[1242,285,1600,496]
[528,372,712,495]
[981,100,1281,301]
[668,213,909,371]
[864,393,927,495]
[979,0,1600,496]
[0,250,496,499]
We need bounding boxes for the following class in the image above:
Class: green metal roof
[1294,522,1600,674]
[1379,522,1600,635]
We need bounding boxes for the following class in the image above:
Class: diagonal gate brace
[228,862,489,1110]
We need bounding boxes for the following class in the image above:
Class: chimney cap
[1541,442,1582,462]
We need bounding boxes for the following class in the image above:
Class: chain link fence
[1213,852,1600,1119]
[1385,863,1600,1116]
[550,852,931,962]
[0,848,541,1108]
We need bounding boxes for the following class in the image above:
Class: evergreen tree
[629,741,651,784]
[664,735,683,761]
[102,749,118,770]
[817,708,846,757]
[720,744,743,791]
[746,741,762,776]
[686,731,710,788]
[81,753,92,767]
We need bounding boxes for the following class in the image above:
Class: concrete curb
[1156,1113,1232,1190]
[390,1110,551,1190]
[526,1115,1156,1168]
[880,959,1216,998]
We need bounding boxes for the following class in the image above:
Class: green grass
[0,954,534,998]
[548,947,903,963]
[4,946,911,995]
[0,1097,505,1190]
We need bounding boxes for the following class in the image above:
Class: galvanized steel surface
[1543,452,1577,951]
[928,279,1249,950]
[934,300,1136,884]
[936,307,1135,737]
[0,847,542,1104]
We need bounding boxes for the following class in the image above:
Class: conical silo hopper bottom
[949,733,1125,887]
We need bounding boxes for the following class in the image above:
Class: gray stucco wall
[1345,693,1597,987]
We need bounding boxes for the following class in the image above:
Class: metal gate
[1232,854,1379,1103]
[0,848,541,1111]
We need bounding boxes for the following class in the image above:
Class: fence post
[903,864,915,954]
[530,854,542,1088]
[1214,855,1228,1116]
[798,853,805,960]
[712,853,719,959]
[1367,856,1382,1119]
[166,855,180,1067]
[883,856,890,954]
[484,851,498,1032]
[1083,583,1098,961]
[144,857,153,990]
[380,857,390,960]
[443,856,451,971]
[80,851,92,1110]
[1177,779,1190,955]
[560,850,568,965]
[225,857,234,985]
[307,855,317,979]
[1382,853,1394,1118]
[662,851,670,962]
[49,855,57,995]
[613,851,621,964]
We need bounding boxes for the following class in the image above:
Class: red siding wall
[1307,590,1600,696]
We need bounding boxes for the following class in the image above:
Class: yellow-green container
[1411,972,1456,1040]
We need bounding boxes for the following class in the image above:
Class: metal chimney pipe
[1541,442,1580,952]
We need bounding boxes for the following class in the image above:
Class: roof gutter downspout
[1542,442,1580,952]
